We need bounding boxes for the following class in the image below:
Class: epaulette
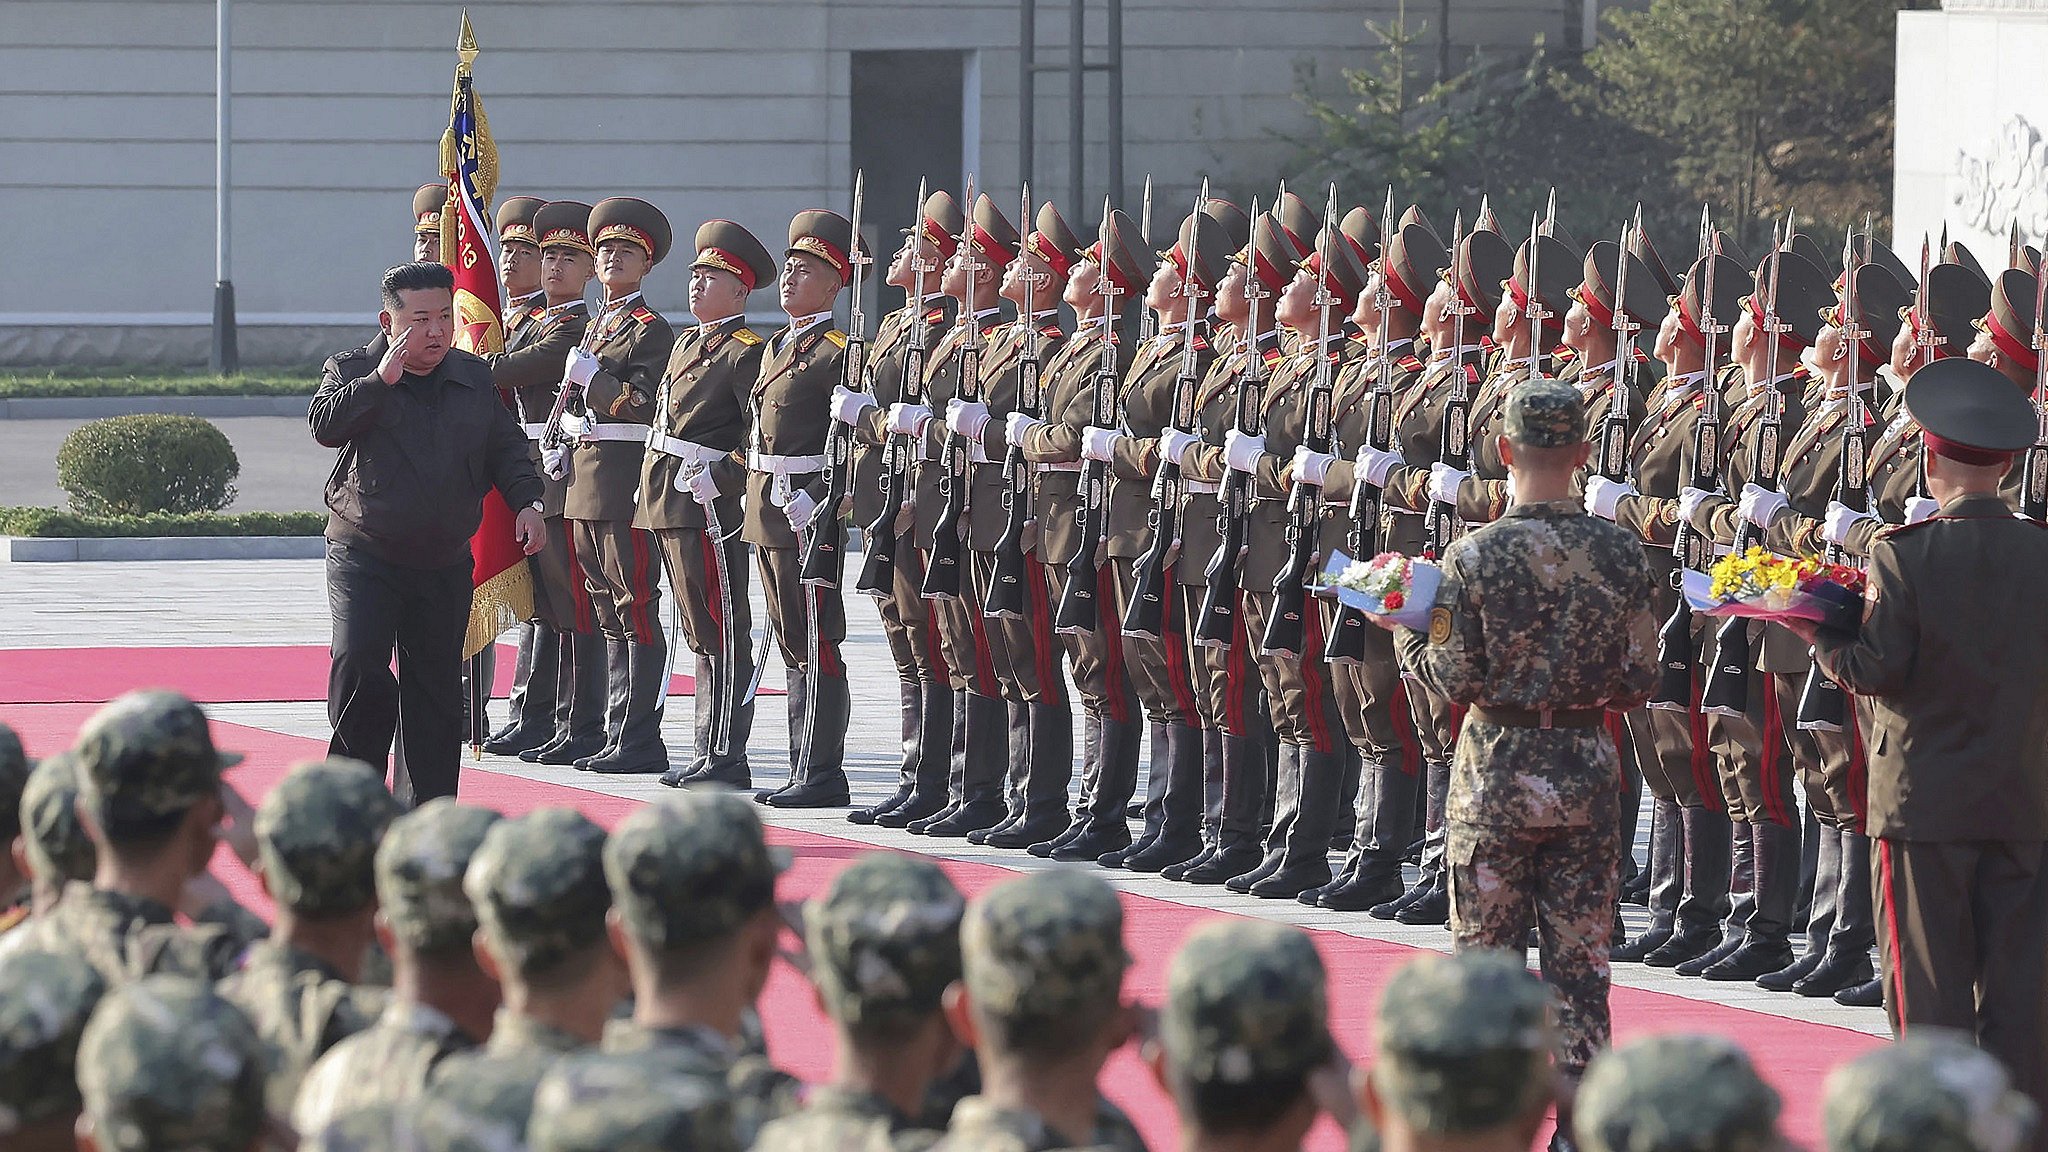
[733,328,763,347]
[1191,332,1209,352]
[1261,345,1286,366]
[631,305,658,325]
[1039,321,1064,341]
[925,306,947,324]
[825,330,848,348]
[1398,354,1425,373]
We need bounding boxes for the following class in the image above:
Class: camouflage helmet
[305,1103,422,1152]
[962,869,1129,1028]
[805,852,965,1029]
[604,790,787,950]
[465,806,612,977]
[76,974,267,1152]
[1504,377,1588,448]
[1162,919,1333,1087]
[1373,950,1556,1133]
[256,758,401,917]
[374,799,502,954]
[0,723,28,842]
[1823,1031,2038,1152]
[20,750,96,885]
[529,1052,739,1152]
[0,946,109,1132]
[72,690,241,831]
[1576,1034,1781,1152]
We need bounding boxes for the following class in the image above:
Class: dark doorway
[851,50,966,319]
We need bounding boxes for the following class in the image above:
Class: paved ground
[0,557,1887,1036]
[0,416,329,512]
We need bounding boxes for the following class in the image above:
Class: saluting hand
[377,325,414,385]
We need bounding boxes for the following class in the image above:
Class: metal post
[1068,0,1084,215]
[210,0,238,373]
[1106,0,1123,211]
[1020,0,1035,189]
[1437,0,1451,85]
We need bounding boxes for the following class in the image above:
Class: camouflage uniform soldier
[1574,1035,1781,1152]
[755,852,967,1152]
[0,947,108,1152]
[600,791,801,1146]
[934,869,1147,1152]
[0,724,29,931]
[0,752,98,957]
[1386,381,1659,1082]
[1359,951,1557,1152]
[529,1051,739,1152]
[419,807,623,1148]
[1824,1032,2040,1152]
[294,799,503,1135]
[1156,920,1336,1148]
[76,975,269,1152]
[301,1103,421,1152]
[220,757,399,1117]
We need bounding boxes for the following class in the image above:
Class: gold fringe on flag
[465,559,533,660]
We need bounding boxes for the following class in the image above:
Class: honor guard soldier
[496,195,547,319]
[413,183,448,262]
[1564,238,1662,445]
[1086,208,1229,874]
[1796,357,2048,1121]
[750,209,856,808]
[639,221,775,791]
[1014,215,1147,863]
[834,190,963,829]
[554,197,675,777]
[486,200,600,761]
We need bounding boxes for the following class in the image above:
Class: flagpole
[210,0,237,373]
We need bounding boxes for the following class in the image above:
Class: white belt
[579,424,648,444]
[748,450,825,475]
[650,435,729,466]
[1035,461,1082,474]
[522,422,550,442]
[1183,480,1220,495]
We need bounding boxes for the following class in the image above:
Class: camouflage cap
[20,751,95,885]
[806,852,965,1028]
[0,723,27,842]
[1372,951,1555,1133]
[529,1052,739,1152]
[1162,920,1332,1087]
[256,758,401,917]
[1504,377,1588,448]
[962,870,1129,1025]
[604,790,788,949]
[76,975,267,1152]
[72,690,241,830]
[1576,1034,1781,1152]
[465,806,612,976]
[374,799,502,954]
[415,1060,532,1152]
[1823,1031,2038,1152]
[0,946,109,1131]
[305,1103,422,1152]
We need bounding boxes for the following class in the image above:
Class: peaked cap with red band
[1905,354,2037,465]
[412,183,448,235]
[533,201,596,257]
[1571,239,1669,335]
[968,194,1020,267]
[589,197,672,264]
[1026,201,1083,280]
[495,196,546,247]
[787,208,855,284]
[1381,222,1448,318]
[1735,250,1830,352]
[691,219,776,291]
[1979,268,2044,375]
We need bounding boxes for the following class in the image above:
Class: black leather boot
[1760,822,1840,990]
[879,684,954,828]
[1677,820,1754,977]
[988,700,1075,848]
[1616,797,1685,958]
[765,651,850,807]
[1052,714,1141,861]
[1646,806,1733,966]
[1032,709,1100,856]
[1101,721,1172,867]
[1704,819,1798,980]
[1319,751,1418,910]
[584,632,672,775]
[1183,731,1268,884]
[1164,726,1227,881]
[907,689,970,832]
[1833,977,1883,1007]
[525,632,607,765]
[850,679,923,822]
[1327,745,1361,855]
[920,692,1008,835]
[971,701,1035,845]
[572,637,633,769]
[1793,829,1875,996]
[484,622,561,755]
[1250,746,1342,898]
[1123,723,1206,872]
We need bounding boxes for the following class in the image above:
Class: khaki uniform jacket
[564,296,676,522]
[1018,318,1131,567]
[635,315,766,533]
[1379,345,1488,550]
[1613,372,1712,615]
[852,300,953,528]
[1759,388,1875,559]
[911,309,1006,546]
[1179,327,1277,586]
[1107,323,1215,560]
[967,313,1069,551]
[491,298,590,518]
[744,320,849,548]
[1238,329,1369,591]
[1321,337,1428,561]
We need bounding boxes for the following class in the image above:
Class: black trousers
[326,542,473,805]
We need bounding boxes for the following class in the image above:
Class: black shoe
[1611,925,1674,963]
[1702,940,1796,981]
[1182,844,1262,885]
[1051,822,1132,861]
[763,777,851,809]
[1098,828,1158,870]
[1642,926,1721,968]
[967,812,1021,845]
[1318,872,1406,912]
[921,801,1006,838]
[1675,935,1745,978]
[1164,846,1217,882]
[876,794,947,829]
[1394,889,1450,925]
[1250,862,1334,900]
[1756,951,1822,992]
[1371,882,1429,920]
[848,786,912,826]
[680,762,751,790]
[906,802,960,835]
[1620,869,1651,907]
[584,756,668,776]
[1833,977,1884,1007]
[659,765,690,788]
[1123,833,1203,874]
[1029,820,1087,858]
[483,721,554,757]
[1225,853,1284,894]
[987,815,1069,850]
[524,734,604,765]
[1792,951,1873,997]
[753,781,794,804]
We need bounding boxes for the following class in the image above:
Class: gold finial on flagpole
[457,9,479,74]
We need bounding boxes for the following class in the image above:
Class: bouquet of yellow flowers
[1684,547,1865,631]
[1316,550,1442,630]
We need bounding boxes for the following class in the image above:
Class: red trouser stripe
[1878,838,1907,1024]
[565,526,595,634]
[1158,575,1201,723]
[1688,672,1724,812]
[1223,593,1249,736]
[627,528,656,640]
[911,553,952,683]
[698,532,724,637]
[1759,681,1792,827]
[1026,557,1059,698]
[1100,561,1132,723]
[1299,608,1334,753]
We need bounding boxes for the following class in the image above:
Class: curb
[0,536,324,563]
[0,396,313,420]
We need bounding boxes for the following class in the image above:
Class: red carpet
[4,700,1880,1152]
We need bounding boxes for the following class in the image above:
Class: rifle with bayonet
[1424,210,1475,560]
[922,174,984,600]
[801,170,869,587]
[853,178,936,598]
[1797,228,1872,733]
[1595,211,1640,483]
[1325,186,1400,663]
[986,184,1051,620]
[1193,198,1269,647]
[2023,238,2048,521]
[1053,201,1127,633]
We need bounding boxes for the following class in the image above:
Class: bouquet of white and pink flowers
[1315,550,1442,630]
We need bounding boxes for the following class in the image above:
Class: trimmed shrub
[55,414,240,516]
[0,507,323,538]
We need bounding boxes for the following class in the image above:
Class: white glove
[783,489,819,535]
[542,447,567,481]
[1223,430,1266,474]
[1427,462,1469,505]
[557,411,591,438]
[1081,426,1124,463]
[677,466,720,507]
[1676,486,1714,525]
[830,385,876,426]
[886,402,932,437]
[946,399,991,439]
[1738,482,1789,529]
[563,347,600,389]
[1584,475,1634,521]
[1005,412,1043,444]
[1822,500,1874,547]
[1904,496,1940,525]
[1292,445,1335,487]
[1356,444,1405,488]
[1160,428,1202,469]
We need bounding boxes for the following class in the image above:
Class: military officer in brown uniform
[1795,356,2048,1126]
[638,221,776,790]
[557,197,676,776]
[412,183,447,263]
[1082,209,1229,873]
[485,199,600,761]
[1016,216,1147,862]
[833,191,962,828]
[750,209,855,808]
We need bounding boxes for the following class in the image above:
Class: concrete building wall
[2,0,1599,367]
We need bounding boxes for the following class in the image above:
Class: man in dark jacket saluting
[311,261,547,804]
